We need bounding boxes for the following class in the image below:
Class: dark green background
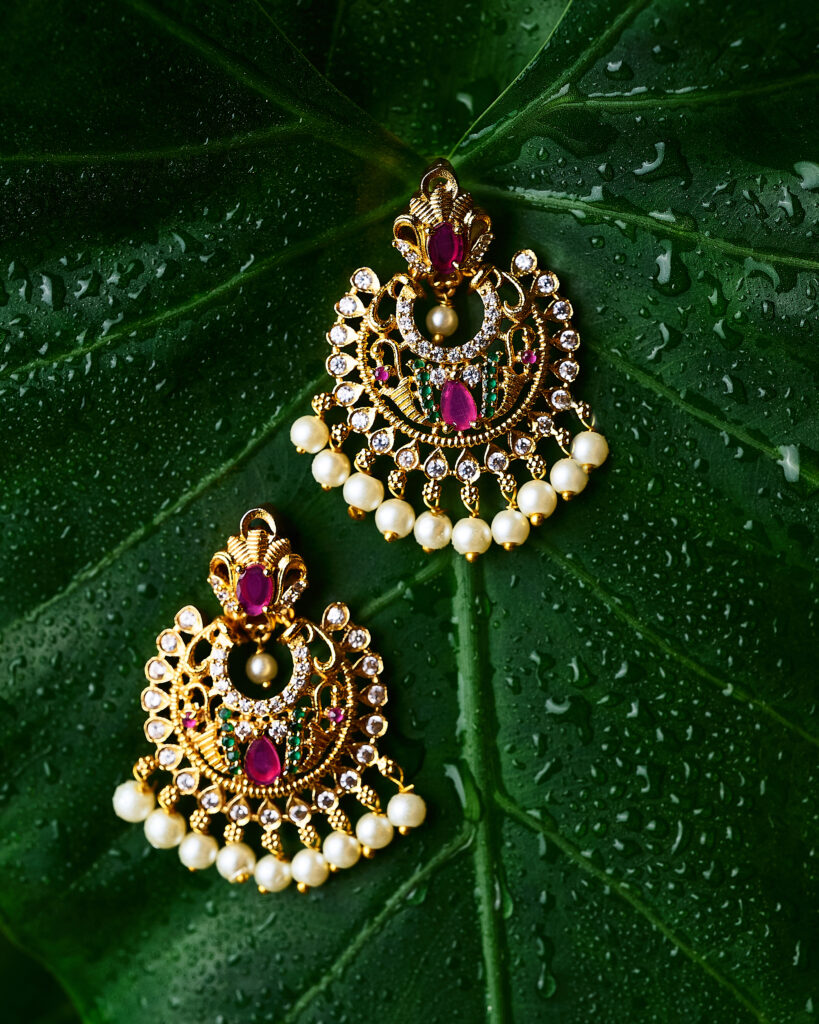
[1,0,817,1021]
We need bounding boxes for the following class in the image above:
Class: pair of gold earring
[112,161,608,892]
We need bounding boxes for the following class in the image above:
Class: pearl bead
[491,508,530,549]
[413,510,452,550]
[291,848,330,887]
[343,472,384,513]
[312,449,350,489]
[355,812,394,850]
[550,458,588,498]
[112,780,155,823]
[425,304,459,337]
[451,517,492,558]
[246,652,278,684]
[254,855,292,892]
[178,832,218,870]
[143,808,186,849]
[517,479,557,521]
[571,430,609,469]
[323,831,362,869]
[375,498,415,540]
[216,842,256,883]
[387,792,427,829]
[290,415,329,454]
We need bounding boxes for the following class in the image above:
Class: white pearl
[254,855,292,892]
[387,792,427,829]
[246,652,278,684]
[517,479,558,521]
[112,780,155,823]
[312,449,350,489]
[491,508,530,549]
[451,517,492,557]
[425,304,459,337]
[571,430,609,469]
[413,510,452,550]
[550,458,588,498]
[290,415,329,454]
[355,812,394,850]
[216,842,256,883]
[343,472,384,512]
[178,832,218,870]
[375,498,415,540]
[323,831,362,869]
[291,848,330,887]
[143,808,186,849]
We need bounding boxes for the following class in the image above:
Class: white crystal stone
[338,295,357,316]
[339,770,360,790]
[160,633,178,653]
[487,451,508,473]
[176,772,196,792]
[396,448,418,470]
[113,780,155,823]
[289,803,311,825]
[514,437,533,455]
[552,299,573,320]
[146,720,166,740]
[255,855,292,892]
[330,325,348,345]
[158,747,177,767]
[558,360,579,381]
[536,272,558,295]
[177,609,198,630]
[143,689,162,709]
[387,792,427,829]
[335,384,356,405]
[259,806,281,827]
[370,430,392,453]
[317,790,337,810]
[356,744,376,764]
[362,655,379,675]
[148,660,166,679]
[550,389,572,410]
[229,803,250,822]
[353,270,373,290]
[347,629,367,649]
[514,252,535,271]
[425,457,447,479]
[559,329,580,350]
[366,684,386,705]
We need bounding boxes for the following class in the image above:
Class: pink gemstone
[244,737,281,785]
[429,223,464,273]
[440,380,477,431]
[236,563,273,616]
[521,349,537,364]
[182,714,197,729]
[374,366,389,382]
[327,706,345,724]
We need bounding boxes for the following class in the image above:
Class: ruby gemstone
[327,706,345,724]
[429,223,464,273]
[440,380,477,431]
[244,737,281,785]
[521,349,537,364]
[236,563,273,616]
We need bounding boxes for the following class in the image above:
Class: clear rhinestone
[336,384,356,405]
[448,346,463,362]
[371,431,392,452]
[211,660,225,676]
[431,367,446,385]
[330,325,347,345]
[326,604,345,624]
[398,315,413,331]
[397,449,417,469]
[536,273,558,295]
[514,252,535,271]
[144,690,162,710]
[367,684,386,705]
[289,804,311,825]
[160,634,178,654]
[356,744,376,765]
[536,415,554,434]
[551,389,572,410]
[396,299,410,315]
[457,459,480,482]
[235,721,253,741]
[426,457,447,479]
[462,342,477,358]
[362,655,379,676]
[158,747,176,766]
[254,700,269,716]
[177,772,195,792]
[201,791,220,811]
[558,360,579,381]
[514,437,533,455]
[351,410,370,431]
[339,770,360,790]
[559,329,579,350]
[148,660,166,680]
[487,451,509,473]
[329,355,347,375]
[462,366,480,386]
[317,790,337,810]
[229,803,250,822]
[225,690,240,708]
[552,300,572,321]
[239,698,253,713]
[211,647,227,662]
[365,714,386,735]
[354,270,373,290]
[260,806,281,827]
[178,609,197,630]
[348,628,367,649]
[147,720,166,740]
[432,346,445,361]
[338,295,357,316]
[268,720,288,742]
[212,678,228,694]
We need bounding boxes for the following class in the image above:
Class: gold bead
[347,506,366,520]
[398,825,410,836]
[362,846,376,859]
[530,514,544,526]
[502,542,516,551]
[384,531,398,542]
[297,881,308,893]
[465,551,479,563]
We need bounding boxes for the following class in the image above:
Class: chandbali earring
[291,158,608,558]
[112,508,425,892]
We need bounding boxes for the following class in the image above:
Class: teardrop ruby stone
[429,223,464,273]
[440,380,477,431]
[236,563,273,616]
[244,737,281,785]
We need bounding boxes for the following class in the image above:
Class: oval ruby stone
[236,563,273,616]
[429,223,464,273]
[440,380,477,431]
[244,737,281,785]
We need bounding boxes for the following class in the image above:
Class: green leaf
[1,1,817,1022]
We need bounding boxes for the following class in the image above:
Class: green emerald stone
[223,736,235,748]
[290,750,303,762]
[414,358,425,369]
[227,750,239,762]
[219,708,231,720]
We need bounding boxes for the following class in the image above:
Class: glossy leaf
[1,1,817,1022]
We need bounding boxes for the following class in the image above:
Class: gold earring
[112,508,424,892]
[291,158,608,559]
